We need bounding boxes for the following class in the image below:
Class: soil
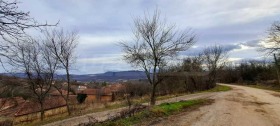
[151,84,280,126]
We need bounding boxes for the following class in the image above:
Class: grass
[95,99,213,126]
[202,84,232,93]
[151,99,206,115]
[156,84,232,101]
[21,113,69,126]
[246,84,280,92]
[19,103,128,126]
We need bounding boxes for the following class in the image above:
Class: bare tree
[182,55,204,72]
[0,0,57,72]
[181,55,204,92]
[44,28,78,115]
[120,10,196,105]
[263,21,280,85]
[6,38,58,120]
[0,0,57,44]
[202,45,228,88]
[265,21,280,54]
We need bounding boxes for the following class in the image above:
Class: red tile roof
[76,84,125,96]
[77,88,98,95]
[101,87,112,95]
[0,97,25,110]
[0,97,26,117]
[14,96,66,116]
[49,89,73,96]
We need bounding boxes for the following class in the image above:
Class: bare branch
[0,0,58,42]
[120,9,196,105]
[43,28,78,115]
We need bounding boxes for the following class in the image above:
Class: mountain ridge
[0,70,147,82]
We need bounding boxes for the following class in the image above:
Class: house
[13,96,67,123]
[77,85,87,91]
[49,89,74,96]
[0,97,25,117]
[79,87,116,103]
[99,87,112,102]
[77,88,99,103]
[106,83,126,101]
[0,96,71,124]
[49,89,77,103]
[77,84,125,103]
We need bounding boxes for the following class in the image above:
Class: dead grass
[94,99,215,126]
[247,84,280,92]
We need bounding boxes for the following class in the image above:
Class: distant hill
[1,70,147,82]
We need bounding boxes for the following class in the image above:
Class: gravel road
[153,84,280,126]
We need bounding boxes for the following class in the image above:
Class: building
[14,96,67,123]
[0,96,69,124]
[77,88,99,103]
[77,84,125,103]
[0,97,25,117]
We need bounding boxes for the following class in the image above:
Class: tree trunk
[190,76,197,93]
[273,54,280,85]
[66,68,71,115]
[40,102,44,121]
[208,70,217,89]
[150,84,156,105]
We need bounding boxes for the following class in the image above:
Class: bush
[77,94,87,103]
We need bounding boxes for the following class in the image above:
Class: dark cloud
[241,40,262,48]
[223,44,242,52]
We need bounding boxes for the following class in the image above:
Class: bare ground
[151,84,280,126]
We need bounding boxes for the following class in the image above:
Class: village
[0,80,127,124]
[0,70,212,125]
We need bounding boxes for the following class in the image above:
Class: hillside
[0,70,147,82]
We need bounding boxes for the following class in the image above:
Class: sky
[14,0,280,74]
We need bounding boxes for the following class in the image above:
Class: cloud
[79,34,131,46]
[74,56,134,74]
[4,0,280,74]
[223,44,242,52]
[241,40,262,48]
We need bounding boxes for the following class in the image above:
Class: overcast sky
[15,0,280,74]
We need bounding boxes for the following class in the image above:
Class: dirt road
[153,84,280,126]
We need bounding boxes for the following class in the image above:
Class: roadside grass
[246,84,280,92]
[21,84,229,126]
[19,103,128,126]
[21,113,69,126]
[204,84,232,92]
[151,99,206,115]
[95,99,214,126]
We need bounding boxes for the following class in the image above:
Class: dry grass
[94,99,214,126]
